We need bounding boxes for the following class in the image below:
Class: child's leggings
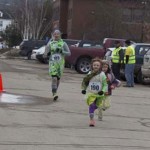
[89,101,97,119]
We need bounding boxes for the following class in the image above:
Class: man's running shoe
[53,93,58,101]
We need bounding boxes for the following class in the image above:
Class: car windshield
[83,44,91,47]
[20,41,25,46]
[135,45,150,55]
[146,49,150,55]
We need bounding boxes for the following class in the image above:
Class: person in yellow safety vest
[123,40,136,87]
[111,41,124,80]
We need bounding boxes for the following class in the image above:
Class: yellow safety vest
[124,46,135,64]
[112,47,122,63]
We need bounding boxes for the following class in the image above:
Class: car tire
[76,57,91,74]
[120,69,126,81]
[43,58,49,64]
[27,52,32,60]
[136,70,144,84]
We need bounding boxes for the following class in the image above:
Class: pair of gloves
[56,48,63,53]
[47,48,62,56]
[81,90,104,95]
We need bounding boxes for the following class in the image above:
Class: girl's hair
[91,57,102,70]
[102,61,111,74]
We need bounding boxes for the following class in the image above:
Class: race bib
[89,82,101,92]
[51,54,61,61]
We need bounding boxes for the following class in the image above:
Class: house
[52,0,150,42]
[0,10,12,32]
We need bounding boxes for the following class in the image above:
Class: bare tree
[10,0,52,40]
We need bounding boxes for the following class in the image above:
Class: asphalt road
[0,58,150,150]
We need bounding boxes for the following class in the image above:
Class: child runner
[98,61,121,121]
[81,57,107,127]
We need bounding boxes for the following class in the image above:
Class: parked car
[31,50,37,60]
[19,39,47,59]
[104,43,150,83]
[141,49,150,82]
[65,40,105,74]
[35,46,49,63]
[103,38,135,50]
[35,39,105,73]
[36,40,105,74]
[35,39,80,64]
[31,46,46,60]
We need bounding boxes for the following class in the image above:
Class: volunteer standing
[111,41,124,80]
[123,40,135,87]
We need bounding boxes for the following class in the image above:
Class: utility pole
[141,0,147,42]
[24,0,29,40]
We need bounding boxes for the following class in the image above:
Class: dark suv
[19,40,47,59]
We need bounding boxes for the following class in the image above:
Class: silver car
[141,49,150,79]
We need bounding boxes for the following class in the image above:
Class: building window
[0,21,3,27]
[133,9,143,23]
[122,8,143,23]
[122,8,132,22]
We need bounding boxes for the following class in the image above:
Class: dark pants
[89,101,98,119]
[89,102,97,114]
[112,63,121,80]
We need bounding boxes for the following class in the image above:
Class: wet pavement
[0,92,52,106]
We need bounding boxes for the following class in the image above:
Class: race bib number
[52,54,61,61]
[89,82,101,92]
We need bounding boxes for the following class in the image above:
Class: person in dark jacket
[111,41,124,80]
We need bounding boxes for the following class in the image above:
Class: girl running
[81,57,107,127]
[98,61,121,121]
